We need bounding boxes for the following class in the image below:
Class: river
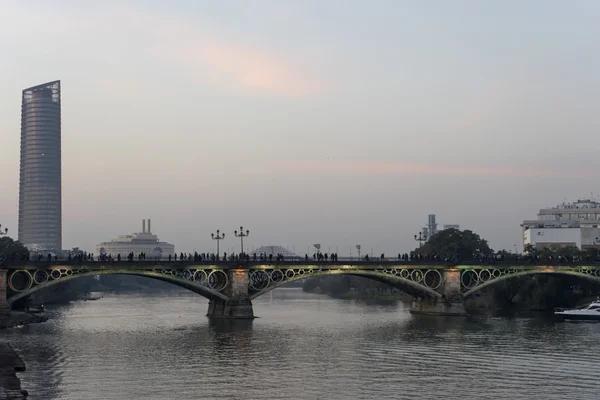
[2,288,600,399]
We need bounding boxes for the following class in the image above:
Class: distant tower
[18,81,62,253]
[427,214,438,237]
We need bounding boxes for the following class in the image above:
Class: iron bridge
[4,262,600,305]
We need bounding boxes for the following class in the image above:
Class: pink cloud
[131,10,325,97]
[268,160,591,179]
[176,38,324,97]
[1,5,327,98]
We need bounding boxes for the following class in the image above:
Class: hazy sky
[1,0,600,256]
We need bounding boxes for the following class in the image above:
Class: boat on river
[554,300,600,321]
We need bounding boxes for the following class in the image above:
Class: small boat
[554,300,600,321]
[28,305,45,314]
[84,295,103,301]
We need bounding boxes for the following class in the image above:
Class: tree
[585,247,600,260]
[0,235,29,261]
[414,228,493,260]
[554,245,582,259]
[523,244,536,255]
[495,249,513,258]
[537,244,583,260]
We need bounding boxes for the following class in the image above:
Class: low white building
[96,219,175,260]
[522,200,600,251]
[443,224,460,230]
[251,246,303,260]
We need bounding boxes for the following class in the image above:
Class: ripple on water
[3,289,600,400]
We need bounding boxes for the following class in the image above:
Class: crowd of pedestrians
[307,253,339,262]
[4,249,600,266]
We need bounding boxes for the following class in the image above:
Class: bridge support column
[410,269,466,316]
[0,269,11,318]
[207,269,254,319]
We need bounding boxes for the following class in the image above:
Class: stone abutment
[207,269,254,319]
[0,269,10,318]
[410,269,466,316]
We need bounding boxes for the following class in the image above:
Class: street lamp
[414,232,427,247]
[211,230,225,257]
[234,226,250,255]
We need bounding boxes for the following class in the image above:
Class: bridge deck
[4,260,600,270]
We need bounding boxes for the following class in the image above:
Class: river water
[2,288,600,399]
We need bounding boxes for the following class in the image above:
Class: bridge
[2,261,600,318]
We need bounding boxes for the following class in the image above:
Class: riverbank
[0,313,48,330]
[0,313,48,399]
[302,274,600,311]
[0,342,27,399]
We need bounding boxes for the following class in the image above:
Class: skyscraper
[19,81,62,253]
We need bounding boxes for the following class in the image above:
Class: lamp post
[414,232,427,247]
[234,226,249,255]
[211,230,225,257]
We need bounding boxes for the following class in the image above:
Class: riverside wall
[0,342,28,399]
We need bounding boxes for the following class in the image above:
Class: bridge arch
[248,268,443,300]
[7,269,229,305]
[461,268,600,298]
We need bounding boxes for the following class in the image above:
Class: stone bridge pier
[0,269,10,318]
[410,268,466,316]
[206,269,254,319]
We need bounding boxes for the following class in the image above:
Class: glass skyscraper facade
[19,81,62,253]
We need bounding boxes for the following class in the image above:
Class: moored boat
[554,300,600,321]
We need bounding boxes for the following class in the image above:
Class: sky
[1,0,600,256]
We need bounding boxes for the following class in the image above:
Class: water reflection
[2,289,600,399]
[207,317,253,335]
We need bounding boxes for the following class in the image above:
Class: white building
[421,214,460,239]
[443,224,460,230]
[96,219,175,260]
[427,214,438,236]
[521,200,600,251]
[251,246,303,260]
